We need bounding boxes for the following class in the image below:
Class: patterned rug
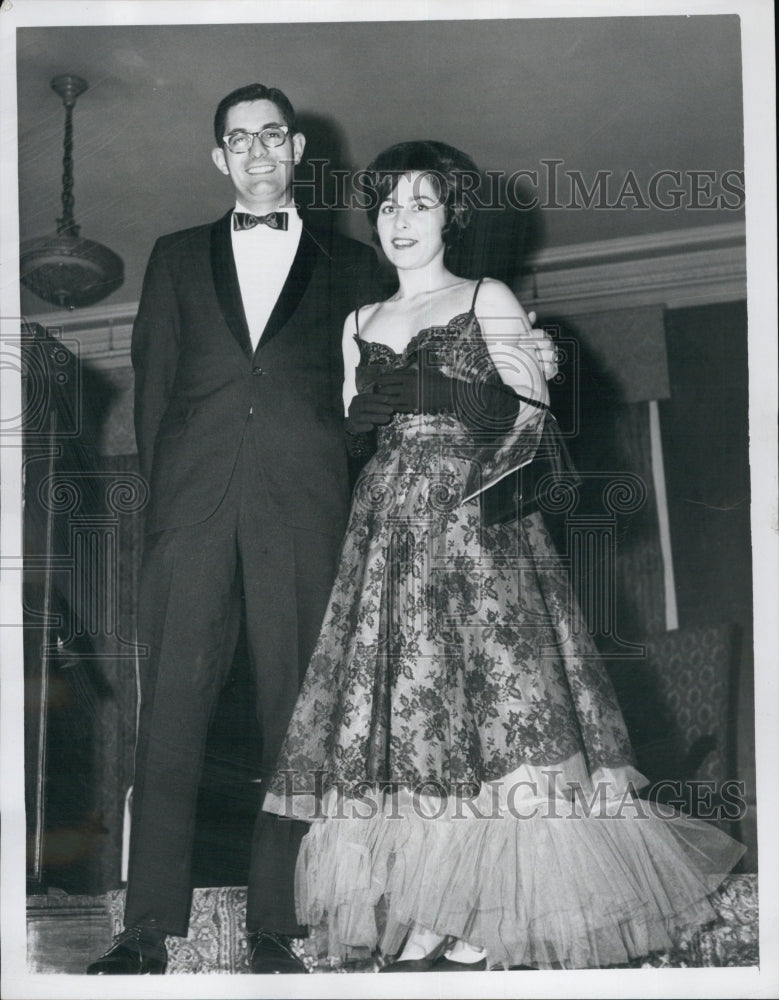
[105,873,758,973]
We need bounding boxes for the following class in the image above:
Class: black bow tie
[233,211,289,232]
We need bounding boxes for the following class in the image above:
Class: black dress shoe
[432,955,488,971]
[249,930,308,974]
[87,926,167,975]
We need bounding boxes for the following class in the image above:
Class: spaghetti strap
[354,305,361,337]
[470,276,485,313]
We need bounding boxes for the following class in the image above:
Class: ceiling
[14,15,745,313]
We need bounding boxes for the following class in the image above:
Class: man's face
[211,99,305,213]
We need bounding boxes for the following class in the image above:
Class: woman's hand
[371,368,454,414]
[344,390,396,435]
[372,369,531,434]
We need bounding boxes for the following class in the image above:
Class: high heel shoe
[379,937,449,973]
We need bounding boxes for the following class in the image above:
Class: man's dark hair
[363,140,481,245]
[214,84,298,145]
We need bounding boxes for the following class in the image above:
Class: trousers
[124,422,343,936]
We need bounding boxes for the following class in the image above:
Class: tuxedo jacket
[131,209,376,536]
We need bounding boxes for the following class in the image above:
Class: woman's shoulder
[343,300,384,337]
[473,276,525,315]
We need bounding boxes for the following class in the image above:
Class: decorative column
[34,470,147,660]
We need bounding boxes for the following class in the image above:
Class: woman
[263,141,743,971]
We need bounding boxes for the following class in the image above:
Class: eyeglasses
[222,125,290,153]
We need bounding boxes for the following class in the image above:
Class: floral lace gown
[263,304,743,969]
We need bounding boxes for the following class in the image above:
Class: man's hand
[344,391,396,435]
[524,311,558,382]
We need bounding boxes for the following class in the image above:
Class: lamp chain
[57,100,79,237]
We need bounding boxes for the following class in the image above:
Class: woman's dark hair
[363,140,481,245]
[214,84,298,145]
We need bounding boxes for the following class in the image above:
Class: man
[86,83,378,976]
[87,83,557,976]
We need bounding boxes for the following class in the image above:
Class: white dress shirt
[231,202,303,352]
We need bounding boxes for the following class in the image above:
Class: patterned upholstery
[608,623,740,795]
[106,876,757,972]
[630,874,758,968]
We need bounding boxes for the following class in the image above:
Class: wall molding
[528,220,744,269]
[26,305,135,372]
[517,221,746,315]
[27,221,746,367]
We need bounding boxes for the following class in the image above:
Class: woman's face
[375,172,447,271]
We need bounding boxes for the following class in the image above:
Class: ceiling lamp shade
[20,75,124,310]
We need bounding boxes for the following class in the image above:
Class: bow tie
[233,211,289,232]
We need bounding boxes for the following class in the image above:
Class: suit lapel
[256,225,319,351]
[210,212,322,357]
[210,211,253,357]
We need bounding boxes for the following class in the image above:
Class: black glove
[373,368,529,435]
[344,390,396,435]
[371,368,454,414]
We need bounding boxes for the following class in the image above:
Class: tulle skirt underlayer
[294,758,744,969]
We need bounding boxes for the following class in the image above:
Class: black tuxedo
[133,210,372,534]
[124,209,375,937]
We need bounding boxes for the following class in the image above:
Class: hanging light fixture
[20,75,124,310]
